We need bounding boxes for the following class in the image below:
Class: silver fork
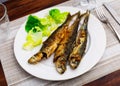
[96,7,120,42]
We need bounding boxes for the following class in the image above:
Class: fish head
[69,54,82,69]
[55,56,66,74]
[28,52,43,64]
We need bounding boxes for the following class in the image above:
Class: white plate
[14,6,106,81]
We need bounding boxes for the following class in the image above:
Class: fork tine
[99,7,106,19]
[95,8,99,16]
[96,7,103,19]
[96,7,106,21]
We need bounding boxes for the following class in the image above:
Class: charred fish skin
[69,11,90,69]
[54,12,81,74]
[53,12,80,62]
[28,14,71,64]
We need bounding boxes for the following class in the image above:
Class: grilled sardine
[54,12,81,74]
[69,11,90,69]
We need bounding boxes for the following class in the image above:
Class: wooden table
[1,0,120,85]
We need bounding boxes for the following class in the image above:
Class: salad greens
[25,15,41,33]
[49,9,69,24]
[23,30,42,50]
[23,8,69,50]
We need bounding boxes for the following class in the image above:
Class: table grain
[1,0,120,86]
[0,62,7,86]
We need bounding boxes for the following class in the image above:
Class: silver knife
[103,3,120,25]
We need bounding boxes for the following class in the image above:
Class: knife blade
[103,3,120,25]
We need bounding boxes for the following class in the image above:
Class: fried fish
[54,12,81,74]
[69,11,90,69]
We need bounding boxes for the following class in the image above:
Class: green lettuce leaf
[49,9,69,24]
[23,9,69,50]
[23,29,42,50]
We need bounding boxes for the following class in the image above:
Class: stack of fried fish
[28,10,90,74]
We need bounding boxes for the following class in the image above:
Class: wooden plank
[84,69,120,86]
[0,62,7,86]
[4,0,68,21]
